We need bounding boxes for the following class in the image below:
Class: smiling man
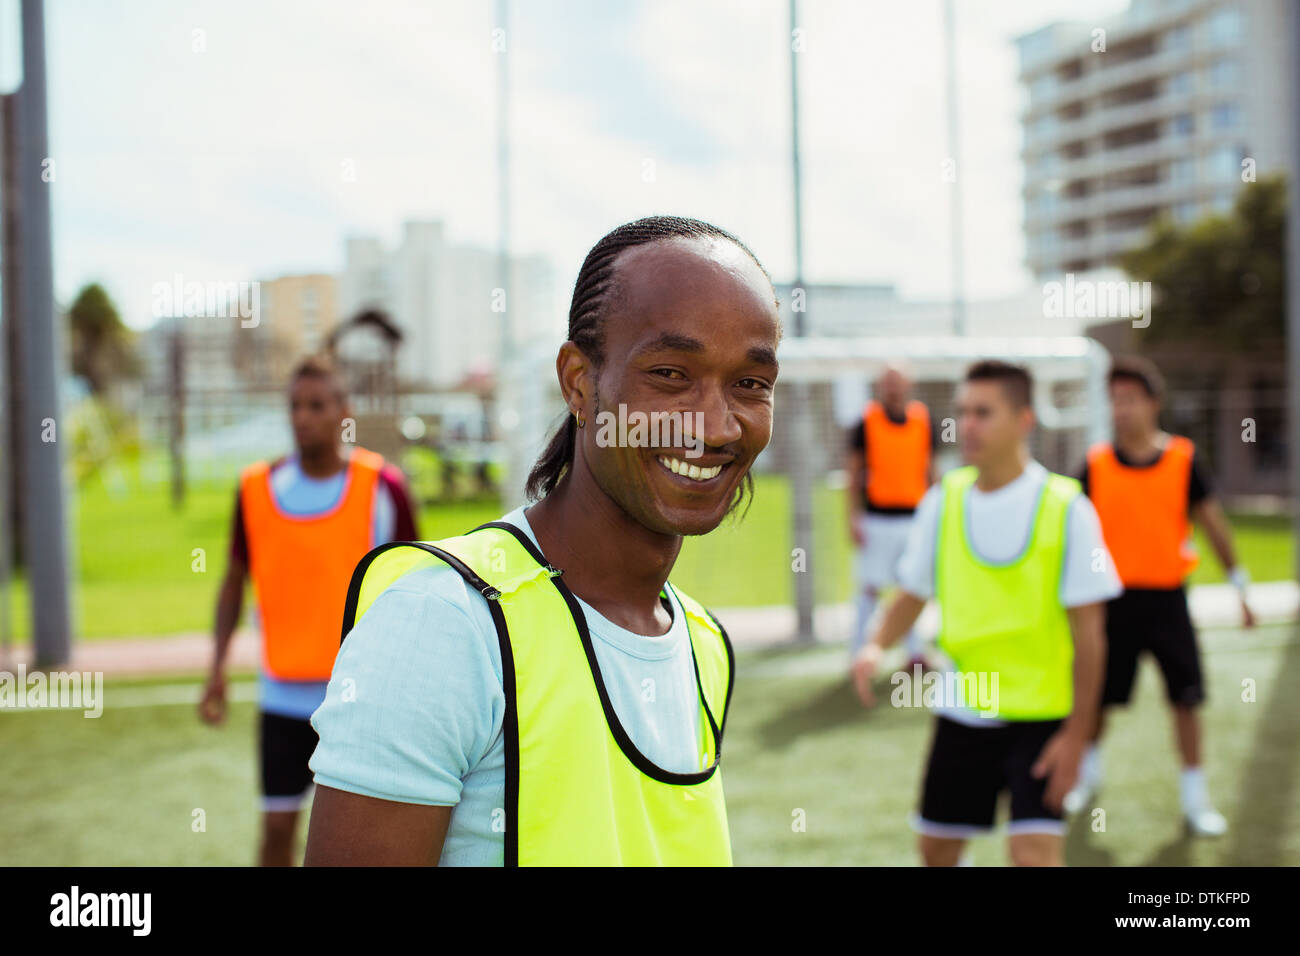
[303,216,782,866]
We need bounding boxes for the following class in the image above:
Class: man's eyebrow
[633,334,780,370]
[633,332,706,356]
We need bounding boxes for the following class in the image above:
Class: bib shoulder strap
[339,525,537,643]
[669,585,735,738]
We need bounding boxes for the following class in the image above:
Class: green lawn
[2,622,1295,865]
[2,472,1294,640]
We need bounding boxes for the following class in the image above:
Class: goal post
[498,334,1112,641]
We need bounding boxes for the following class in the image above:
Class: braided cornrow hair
[524,215,779,521]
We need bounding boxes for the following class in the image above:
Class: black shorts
[259,711,319,811]
[915,715,1066,837]
[1102,587,1203,707]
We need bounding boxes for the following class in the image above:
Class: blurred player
[1065,355,1255,836]
[198,355,419,865]
[845,363,936,669]
[854,360,1120,866]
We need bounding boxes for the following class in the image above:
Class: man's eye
[738,378,771,390]
[653,369,685,379]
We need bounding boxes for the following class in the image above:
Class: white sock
[850,590,878,658]
[1180,766,1209,812]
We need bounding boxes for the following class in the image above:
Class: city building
[339,220,562,389]
[1017,0,1292,278]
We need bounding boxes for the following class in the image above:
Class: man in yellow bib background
[303,216,782,866]
[854,360,1121,867]
[198,355,419,866]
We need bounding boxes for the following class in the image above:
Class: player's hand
[852,643,882,708]
[1241,599,1257,629]
[1031,728,1085,814]
[198,672,227,725]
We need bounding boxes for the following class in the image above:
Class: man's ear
[556,341,593,415]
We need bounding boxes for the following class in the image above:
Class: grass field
[2,621,1295,866]
[4,472,1294,640]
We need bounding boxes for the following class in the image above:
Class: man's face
[289,374,347,457]
[878,368,910,410]
[1109,379,1158,438]
[956,379,1031,468]
[570,237,782,537]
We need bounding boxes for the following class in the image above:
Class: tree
[1118,173,1285,352]
[66,283,140,394]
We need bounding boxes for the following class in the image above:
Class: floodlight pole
[789,0,815,643]
[1288,2,1300,587]
[15,0,71,667]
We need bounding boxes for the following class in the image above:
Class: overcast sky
[29,0,1130,330]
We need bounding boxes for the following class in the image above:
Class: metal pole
[1288,1,1300,587]
[944,0,966,336]
[15,0,70,666]
[0,97,11,671]
[789,0,815,642]
[496,0,524,509]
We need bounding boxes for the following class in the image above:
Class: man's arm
[199,493,248,725]
[852,591,926,707]
[1191,498,1255,626]
[1031,601,1106,813]
[305,788,451,866]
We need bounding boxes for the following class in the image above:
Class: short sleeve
[309,568,505,806]
[848,423,865,452]
[895,485,943,599]
[1060,494,1124,608]
[1188,451,1213,508]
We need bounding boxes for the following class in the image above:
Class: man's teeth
[657,456,723,481]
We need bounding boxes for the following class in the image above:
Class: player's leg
[1150,588,1224,836]
[258,710,320,865]
[919,834,967,867]
[1066,593,1139,813]
[850,512,882,659]
[260,810,299,867]
[912,716,1000,866]
[1007,718,1069,866]
[1007,832,1063,867]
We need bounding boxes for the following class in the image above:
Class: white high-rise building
[1017,0,1292,278]
[339,221,561,388]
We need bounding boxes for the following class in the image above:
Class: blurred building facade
[1017,0,1292,278]
[339,220,562,389]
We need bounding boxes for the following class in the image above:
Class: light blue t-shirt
[308,505,708,866]
[255,453,398,718]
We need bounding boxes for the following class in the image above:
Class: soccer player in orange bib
[845,364,936,671]
[1065,355,1255,836]
[198,356,419,865]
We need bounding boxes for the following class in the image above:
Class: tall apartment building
[339,220,561,389]
[1017,0,1292,278]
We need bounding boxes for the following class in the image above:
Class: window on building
[1207,144,1243,181]
[1206,7,1242,47]
[1164,24,1192,54]
[1209,58,1239,89]
[1170,156,1196,185]
[1170,113,1194,136]
[1168,71,1194,96]
[1210,103,1239,131]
